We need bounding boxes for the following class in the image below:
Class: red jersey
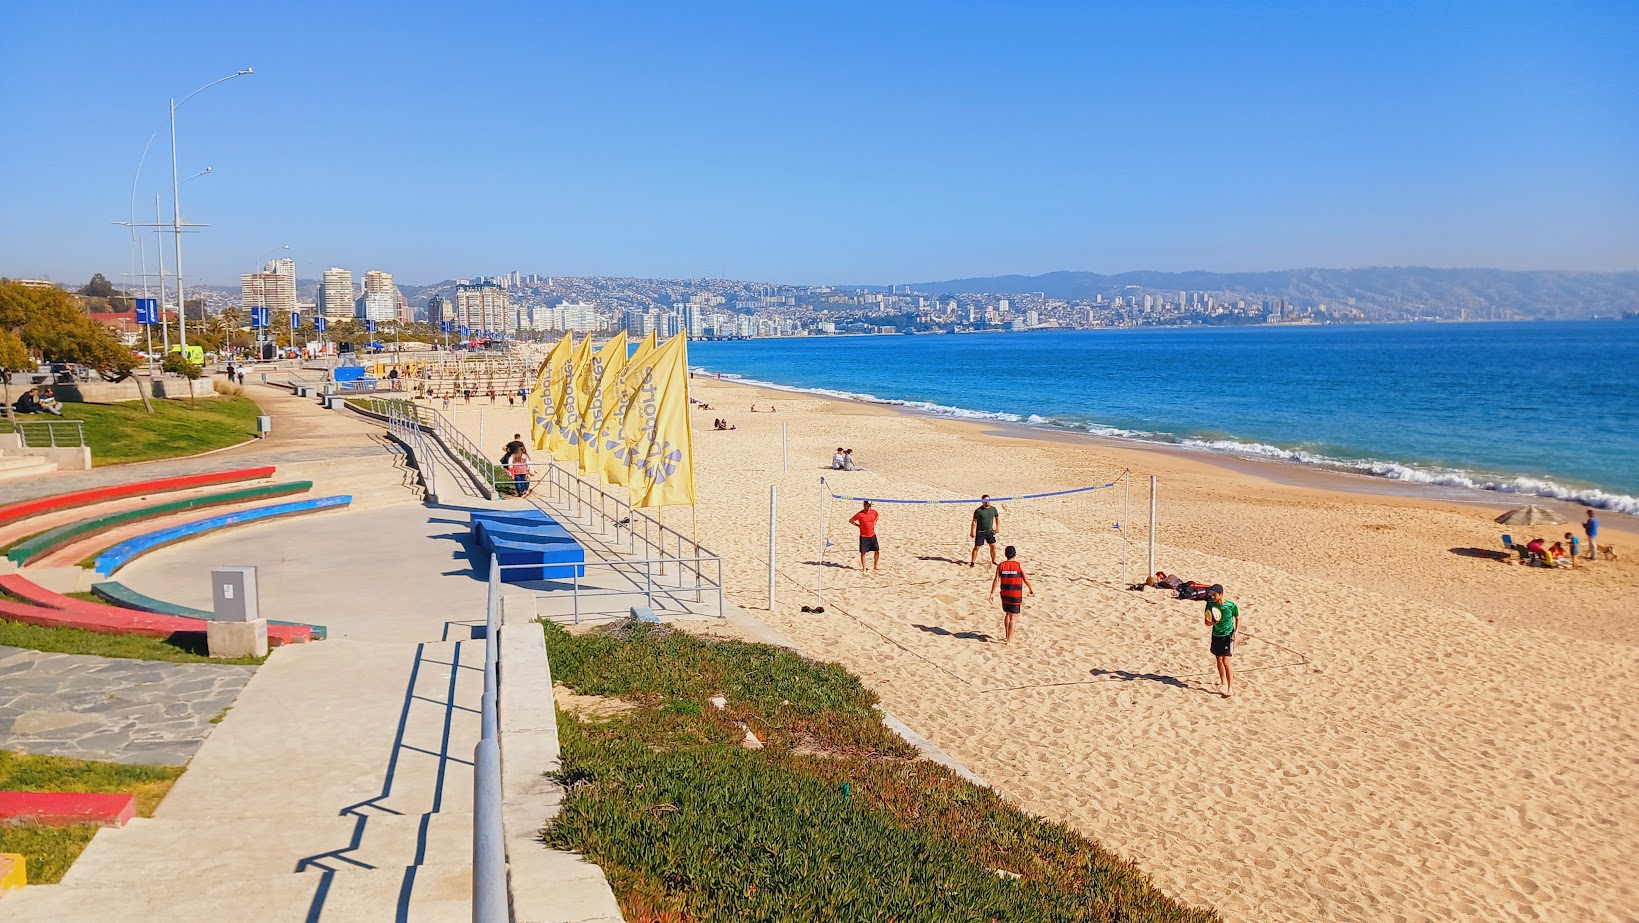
[996,560,1026,605]
[849,508,879,538]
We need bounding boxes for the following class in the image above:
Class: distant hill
[915,267,1639,317]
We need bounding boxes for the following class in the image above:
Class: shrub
[541,622,1218,922]
[161,353,201,379]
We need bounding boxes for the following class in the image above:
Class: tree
[0,329,31,423]
[0,280,138,381]
[78,273,116,298]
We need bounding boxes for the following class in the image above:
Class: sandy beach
[457,377,1639,922]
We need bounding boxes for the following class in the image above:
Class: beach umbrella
[1494,505,1566,526]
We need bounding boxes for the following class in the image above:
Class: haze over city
[3,1,1636,287]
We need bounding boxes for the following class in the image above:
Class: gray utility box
[212,566,260,622]
[256,415,273,437]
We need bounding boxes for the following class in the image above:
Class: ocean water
[689,321,1639,513]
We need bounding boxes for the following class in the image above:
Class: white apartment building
[357,270,396,322]
[240,257,297,316]
[320,268,355,320]
[455,280,509,332]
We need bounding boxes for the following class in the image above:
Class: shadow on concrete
[295,641,475,919]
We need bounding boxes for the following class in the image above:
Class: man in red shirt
[989,545,1034,645]
[848,500,880,571]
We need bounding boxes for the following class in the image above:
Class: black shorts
[1001,600,1022,615]
[859,536,880,553]
[974,529,997,547]
[1210,634,1234,657]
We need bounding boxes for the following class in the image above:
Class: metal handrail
[5,419,87,448]
[472,551,506,922]
[497,554,725,624]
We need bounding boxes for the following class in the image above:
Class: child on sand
[989,545,1034,644]
[1204,585,1238,697]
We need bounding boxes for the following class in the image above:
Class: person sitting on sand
[843,449,862,471]
[832,448,847,470]
[1549,541,1570,567]
[1525,537,1548,566]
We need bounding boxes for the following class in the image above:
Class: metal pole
[1122,471,1130,587]
[782,422,788,473]
[169,97,186,354]
[1148,475,1157,580]
[768,485,777,611]
[818,484,827,605]
[156,196,170,357]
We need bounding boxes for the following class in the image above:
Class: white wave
[698,368,1639,514]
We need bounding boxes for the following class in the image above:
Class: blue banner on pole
[135,298,158,325]
[290,311,301,329]
[366,319,377,332]
[458,325,469,337]
[251,306,270,329]
[441,321,451,333]
[314,317,327,333]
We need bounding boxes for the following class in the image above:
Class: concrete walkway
[5,392,496,919]
[0,645,253,766]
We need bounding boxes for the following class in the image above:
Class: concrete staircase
[0,447,56,482]
[6,638,485,921]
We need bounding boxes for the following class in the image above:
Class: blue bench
[470,510,585,582]
[92,496,353,576]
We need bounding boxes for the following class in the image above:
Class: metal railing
[515,554,724,624]
[472,552,506,922]
[380,399,439,501]
[3,418,87,448]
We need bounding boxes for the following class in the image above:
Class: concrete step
[58,812,475,884]
[0,454,56,481]
[7,864,474,922]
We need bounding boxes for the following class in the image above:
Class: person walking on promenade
[989,545,1034,645]
[848,500,880,571]
[504,445,531,497]
[1584,510,1600,560]
[970,495,1001,567]
[1204,584,1239,697]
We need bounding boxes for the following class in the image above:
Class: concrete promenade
[4,388,620,921]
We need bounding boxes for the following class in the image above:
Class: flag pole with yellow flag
[617,333,695,509]
[576,331,627,476]
[549,333,592,463]
[528,333,573,453]
[597,330,659,487]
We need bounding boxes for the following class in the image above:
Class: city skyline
[2,2,1636,286]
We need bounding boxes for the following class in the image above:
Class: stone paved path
[0,645,254,766]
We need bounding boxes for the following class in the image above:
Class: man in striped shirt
[988,545,1035,645]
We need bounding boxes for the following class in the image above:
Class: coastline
[700,372,1639,532]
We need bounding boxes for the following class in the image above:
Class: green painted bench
[90,580,328,641]
[6,481,314,567]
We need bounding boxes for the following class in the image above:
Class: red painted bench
[0,467,277,528]
[0,792,136,827]
[0,585,311,647]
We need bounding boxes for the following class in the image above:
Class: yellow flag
[550,333,593,462]
[618,333,695,508]
[529,333,573,452]
[598,330,659,486]
[576,332,627,476]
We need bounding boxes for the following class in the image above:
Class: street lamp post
[171,67,252,355]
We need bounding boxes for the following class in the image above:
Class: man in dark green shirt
[970,495,1001,567]
[1204,584,1239,698]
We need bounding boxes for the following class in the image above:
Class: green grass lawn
[0,618,263,665]
[542,622,1219,923]
[0,751,183,883]
[34,396,261,466]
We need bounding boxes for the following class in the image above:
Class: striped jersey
[996,560,1026,605]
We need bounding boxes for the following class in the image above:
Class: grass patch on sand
[542,621,1218,923]
[0,751,183,883]
[0,618,262,665]
[38,396,261,466]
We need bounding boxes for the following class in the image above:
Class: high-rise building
[240,258,297,317]
[427,295,451,324]
[355,269,397,322]
[456,280,509,332]
[320,268,355,320]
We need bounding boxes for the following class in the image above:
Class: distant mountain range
[913,267,1639,317]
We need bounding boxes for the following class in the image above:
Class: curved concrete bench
[0,597,310,646]
[0,467,277,528]
[6,481,313,567]
[92,496,353,577]
[0,575,312,645]
[88,580,327,641]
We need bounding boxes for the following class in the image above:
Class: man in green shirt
[1203,584,1239,698]
[970,495,1001,567]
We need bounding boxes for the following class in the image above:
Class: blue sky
[2,1,1635,287]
